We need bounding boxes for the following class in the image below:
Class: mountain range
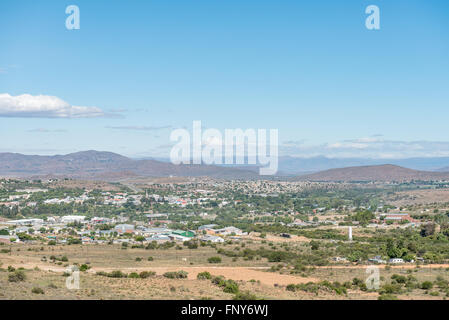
[293,164,449,182]
[1,151,449,182]
[0,151,258,180]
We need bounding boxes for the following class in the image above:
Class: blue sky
[0,0,448,158]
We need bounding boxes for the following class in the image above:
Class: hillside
[294,164,449,182]
[0,151,258,180]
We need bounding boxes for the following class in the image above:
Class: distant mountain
[0,151,258,180]
[294,164,449,182]
[127,155,449,176]
[277,156,449,175]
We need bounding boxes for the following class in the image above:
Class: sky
[0,0,448,159]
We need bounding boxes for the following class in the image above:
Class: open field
[2,243,449,300]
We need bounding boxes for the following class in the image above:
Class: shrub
[8,270,26,282]
[197,271,212,280]
[208,256,222,264]
[163,271,188,279]
[391,274,407,284]
[378,294,398,300]
[223,280,239,294]
[31,287,44,294]
[421,281,434,290]
[380,283,402,294]
[211,276,226,286]
[147,256,154,261]
[135,257,142,262]
[286,284,296,292]
[139,271,156,279]
[79,264,90,272]
[233,291,258,300]
[128,272,140,279]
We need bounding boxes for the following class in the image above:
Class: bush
[378,294,398,300]
[421,281,434,290]
[31,287,45,294]
[223,280,239,294]
[79,264,90,272]
[391,274,407,284]
[128,272,140,279]
[97,270,128,278]
[8,270,26,282]
[380,283,402,294]
[139,271,156,279]
[163,271,188,279]
[197,271,212,280]
[211,276,226,287]
[147,256,154,261]
[233,291,258,300]
[208,256,222,264]
[286,284,296,292]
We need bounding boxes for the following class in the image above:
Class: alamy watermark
[365,5,380,30]
[170,121,278,175]
[66,5,80,30]
[65,265,80,290]
[365,265,380,290]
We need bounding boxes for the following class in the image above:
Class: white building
[61,215,86,224]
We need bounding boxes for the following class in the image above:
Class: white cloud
[0,93,105,118]
[280,137,449,159]
[27,128,67,133]
[106,125,172,131]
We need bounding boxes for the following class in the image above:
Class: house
[379,213,419,223]
[368,256,387,264]
[13,226,30,234]
[332,257,347,262]
[90,217,112,224]
[115,224,135,234]
[172,230,195,238]
[97,230,114,237]
[5,218,44,226]
[214,226,245,236]
[169,234,192,242]
[61,215,86,224]
[144,227,172,235]
[200,235,225,243]
[198,224,218,231]
[388,258,404,264]
[0,235,12,244]
[146,213,169,221]
[146,234,171,242]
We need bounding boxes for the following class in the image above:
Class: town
[1,177,449,300]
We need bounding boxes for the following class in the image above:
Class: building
[146,213,169,221]
[379,213,418,223]
[388,258,404,264]
[4,218,44,226]
[172,230,195,238]
[198,224,218,231]
[115,224,135,234]
[368,256,387,264]
[146,234,171,242]
[90,217,112,224]
[214,226,245,236]
[61,216,86,224]
[200,235,225,243]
